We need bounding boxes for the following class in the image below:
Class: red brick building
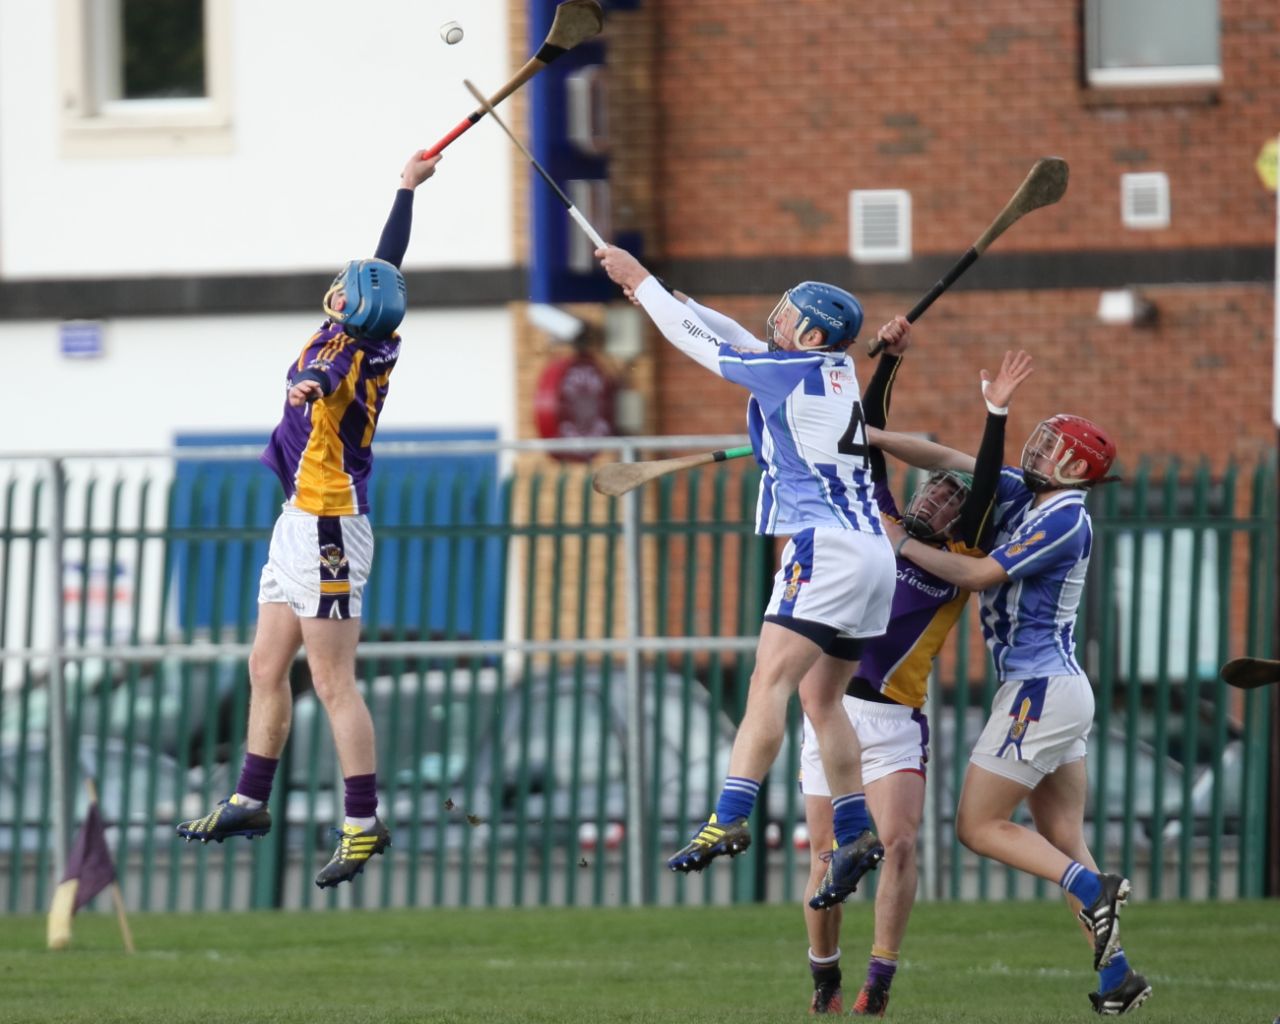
[587,0,1278,471]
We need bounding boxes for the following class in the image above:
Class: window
[1085,0,1221,87]
[849,189,912,263]
[565,65,608,156]
[59,0,232,156]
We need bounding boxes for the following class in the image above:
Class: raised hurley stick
[867,157,1070,355]
[1220,657,1280,690]
[592,446,754,497]
[464,79,606,249]
[588,166,1071,494]
[421,0,603,158]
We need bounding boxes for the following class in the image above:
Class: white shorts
[257,504,374,620]
[969,674,1094,787]
[800,695,929,795]
[764,527,895,642]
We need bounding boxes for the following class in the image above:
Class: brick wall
[506,0,1276,661]
[648,0,1278,256]
[652,286,1275,470]
[616,0,1279,462]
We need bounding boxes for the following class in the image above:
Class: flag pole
[85,777,134,955]
[48,458,70,888]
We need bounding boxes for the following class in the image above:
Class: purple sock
[344,773,378,819]
[235,753,279,803]
[867,954,898,990]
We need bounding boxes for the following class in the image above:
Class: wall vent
[849,189,912,262]
[1121,172,1170,229]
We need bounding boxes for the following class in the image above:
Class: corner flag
[47,779,134,952]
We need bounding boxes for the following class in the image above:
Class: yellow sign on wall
[1257,138,1278,192]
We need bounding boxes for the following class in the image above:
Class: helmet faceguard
[1021,414,1117,492]
[901,469,973,541]
[765,281,863,352]
[323,258,407,339]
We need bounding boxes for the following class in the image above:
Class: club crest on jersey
[1005,530,1046,558]
[783,560,804,602]
[319,544,348,577]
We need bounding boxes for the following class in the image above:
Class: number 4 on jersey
[838,401,870,466]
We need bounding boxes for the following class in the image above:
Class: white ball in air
[440,21,464,45]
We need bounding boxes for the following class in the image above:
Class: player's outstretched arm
[374,153,442,268]
[861,316,912,483]
[596,245,730,374]
[953,350,1034,547]
[868,427,976,474]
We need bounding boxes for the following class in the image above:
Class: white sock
[231,793,264,810]
[344,815,376,831]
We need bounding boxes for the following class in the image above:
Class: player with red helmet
[875,412,1151,1017]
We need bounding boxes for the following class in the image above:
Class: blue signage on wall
[60,321,104,359]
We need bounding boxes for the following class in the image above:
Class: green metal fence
[0,444,1274,913]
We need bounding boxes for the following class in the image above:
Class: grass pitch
[1,900,1277,1023]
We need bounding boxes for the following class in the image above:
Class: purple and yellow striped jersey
[260,322,400,516]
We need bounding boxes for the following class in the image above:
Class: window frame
[1084,0,1222,89]
[58,0,233,157]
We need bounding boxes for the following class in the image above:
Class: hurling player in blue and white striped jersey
[597,245,900,909]
[879,415,1152,1016]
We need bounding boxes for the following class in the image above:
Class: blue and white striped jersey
[980,470,1093,681]
[636,278,883,538]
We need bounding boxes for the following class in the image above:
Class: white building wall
[9,307,517,452]
[0,0,514,277]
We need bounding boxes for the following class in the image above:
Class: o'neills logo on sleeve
[367,342,400,366]
[681,320,719,344]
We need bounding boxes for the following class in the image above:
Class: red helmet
[1021,414,1117,490]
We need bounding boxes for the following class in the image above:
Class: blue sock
[1099,947,1130,993]
[832,793,870,846]
[1060,861,1102,908]
[713,776,760,823]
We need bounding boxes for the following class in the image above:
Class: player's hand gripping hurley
[421,0,603,159]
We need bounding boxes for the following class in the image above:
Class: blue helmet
[768,281,863,350]
[323,258,407,339]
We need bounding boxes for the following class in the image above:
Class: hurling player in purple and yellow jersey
[801,349,1034,1017]
[178,151,441,889]
[880,413,1151,1016]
